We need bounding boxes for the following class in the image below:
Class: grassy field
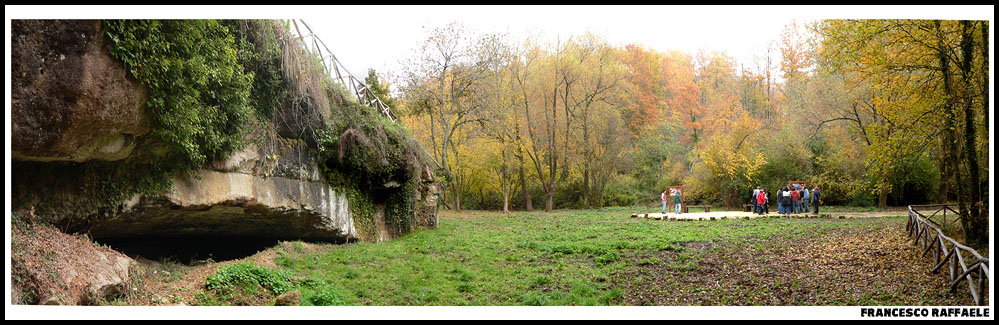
[156,208,976,306]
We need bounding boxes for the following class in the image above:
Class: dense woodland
[366,20,989,245]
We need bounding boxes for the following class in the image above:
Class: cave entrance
[94,236,339,265]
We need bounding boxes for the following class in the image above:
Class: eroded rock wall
[12,19,438,244]
[10,19,440,305]
[86,133,359,242]
[11,20,150,162]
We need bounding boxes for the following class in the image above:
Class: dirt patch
[11,215,134,305]
[119,240,333,305]
[616,223,978,306]
[678,241,716,251]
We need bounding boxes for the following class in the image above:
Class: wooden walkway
[630,211,866,221]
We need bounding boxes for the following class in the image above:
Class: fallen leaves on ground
[617,221,978,306]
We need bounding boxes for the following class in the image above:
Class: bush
[203,262,293,296]
[307,286,348,306]
[602,175,645,207]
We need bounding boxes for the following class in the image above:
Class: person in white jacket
[752,186,761,214]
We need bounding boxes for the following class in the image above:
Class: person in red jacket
[756,189,766,215]
[661,190,669,214]
[791,188,801,214]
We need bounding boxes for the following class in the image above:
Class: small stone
[275,290,301,306]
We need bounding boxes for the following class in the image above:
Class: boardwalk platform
[629,211,858,221]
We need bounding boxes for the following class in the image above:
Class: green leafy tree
[365,69,400,114]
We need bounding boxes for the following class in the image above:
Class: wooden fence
[286,19,444,171]
[906,205,989,305]
[288,19,397,123]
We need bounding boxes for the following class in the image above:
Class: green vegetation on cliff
[104,19,260,170]
[104,20,433,232]
[15,19,435,240]
[15,20,282,227]
[314,90,430,240]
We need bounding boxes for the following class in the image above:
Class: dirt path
[617,222,977,306]
[120,242,311,306]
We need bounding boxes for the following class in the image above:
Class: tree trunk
[545,190,554,212]
[582,168,591,209]
[878,186,888,209]
[453,174,461,211]
[501,147,510,214]
[937,21,971,243]
[960,20,985,246]
[937,139,951,204]
[503,188,510,214]
[981,21,989,136]
[518,153,533,212]
[501,162,510,213]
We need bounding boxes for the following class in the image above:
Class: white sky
[286,5,994,83]
[305,5,803,79]
[7,5,993,85]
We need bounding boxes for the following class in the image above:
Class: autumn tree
[471,32,520,212]
[560,33,627,208]
[618,44,665,138]
[364,69,400,115]
[516,37,579,211]
[779,19,813,81]
[399,22,490,210]
[816,19,988,246]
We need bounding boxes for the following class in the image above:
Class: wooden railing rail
[906,205,989,305]
[289,19,397,123]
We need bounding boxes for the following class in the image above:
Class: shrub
[203,262,293,296]
[307,286,348,306]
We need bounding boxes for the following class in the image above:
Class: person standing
[673,189,683,214]
[756,188,766,215]
[661,190,669,214]
[776,188,784,214]
[763,189,770,214]
[801,187,810,214]
[782,187,792,215]
[791,187,801,213]
[812,186,821,215]
[752,186,761,214]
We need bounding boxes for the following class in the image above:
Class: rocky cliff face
[12,217,135,305]
[10,19,439,305]
[12,20,150,162]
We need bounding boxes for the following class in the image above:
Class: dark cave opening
[94,236,344,265]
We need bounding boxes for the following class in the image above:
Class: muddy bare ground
[616,222,979,306]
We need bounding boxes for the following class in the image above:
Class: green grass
[197,210,914,306]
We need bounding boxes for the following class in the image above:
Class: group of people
[752,185,820,215]
[657,184,821,216]
[661,189,682,214]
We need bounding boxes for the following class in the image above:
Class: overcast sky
[7,5,994,88]
[304,5,805,79]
